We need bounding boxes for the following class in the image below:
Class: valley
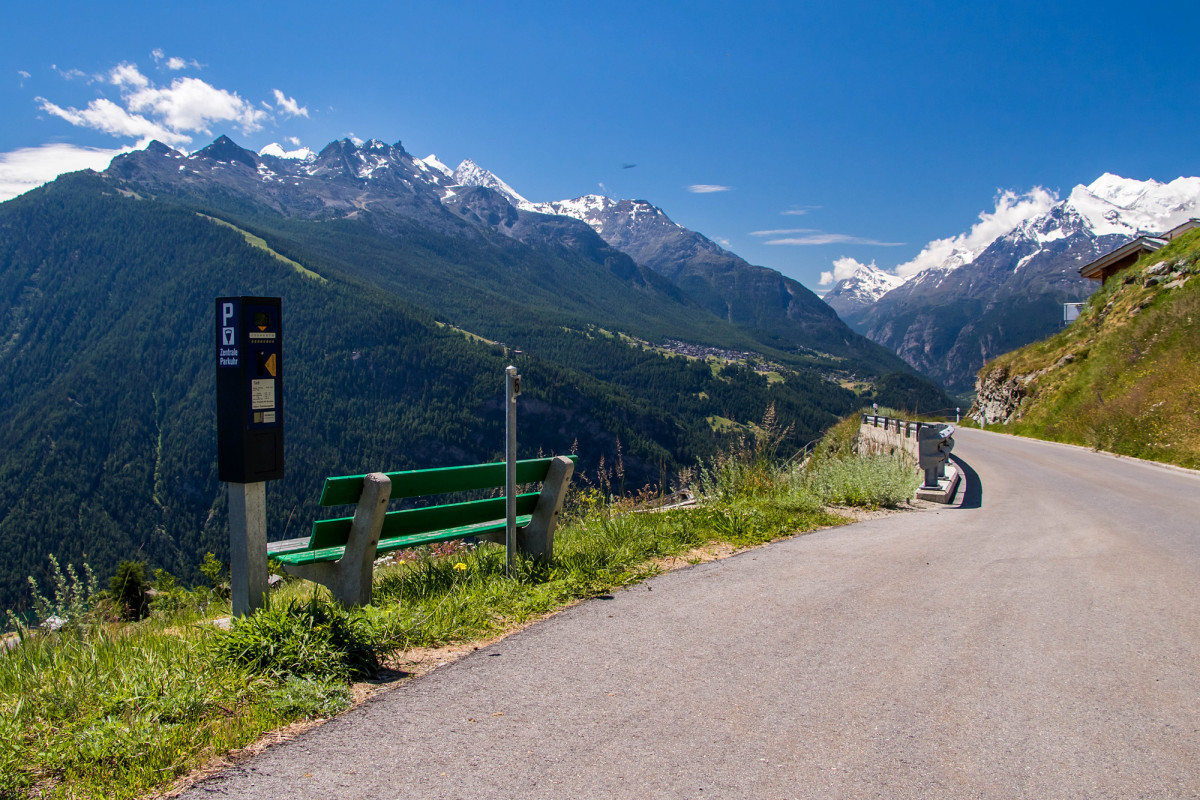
[0,136,950,610]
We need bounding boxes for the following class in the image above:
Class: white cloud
[687,184,731,193]
[126,77,267,135]
[151,50,197,71]
[287,136,301,146]
[765,232,905,246]
[36,57,303,151]
[0,143,128,201]
[781,206,820,216]
[892,187,1057,277]
[750,228,818,236]
[109,62,149,89]
[37,96,186,147]
[52,65,90,81]
[272,89,308,118]
[819,256,873,286]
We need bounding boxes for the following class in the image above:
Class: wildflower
[454,562,467,571]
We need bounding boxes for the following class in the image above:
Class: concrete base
[282,472,392,607]
[915,464,961,504]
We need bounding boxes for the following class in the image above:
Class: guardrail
[860,414,932,436]
[859,414,941,460]
[860,414,958,503]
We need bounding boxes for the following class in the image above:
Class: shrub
[201,552,230,598]
[210,597,403,682]
[799,453,918,508]
[109,560,150,621]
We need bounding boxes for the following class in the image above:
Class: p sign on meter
[216,297,284,483]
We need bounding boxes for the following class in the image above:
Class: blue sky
[3,0,1198,290]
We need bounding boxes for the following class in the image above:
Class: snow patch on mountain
[1067,173,1200,237]
[822,173,1200,316]
[524,195,614,232]
[418,154,453,178]
[260,142,316,160]
[453,159,528,206]
[525,195,689,239]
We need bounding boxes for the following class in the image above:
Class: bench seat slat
[271,492,542,556]
[272,515,533,567]
[318,456,577,506]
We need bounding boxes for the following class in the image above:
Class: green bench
[267,455,576,606]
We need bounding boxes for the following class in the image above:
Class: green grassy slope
[971,230,1200,468]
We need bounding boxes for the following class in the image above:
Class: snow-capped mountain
[103,135,898,371]
[822,262,905,317]
[452,158,529,206]
[439,166,849,353]
[833,172,1200,393]
[829,172,1200,317]
[522,194,848,350]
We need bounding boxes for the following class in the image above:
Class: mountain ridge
[105,135,922,380]
[824,172,1200,393]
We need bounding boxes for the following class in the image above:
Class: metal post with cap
[505,365,521,577]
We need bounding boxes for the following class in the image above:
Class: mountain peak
[191,135,259,169]
[1068,172,1200,237]
[453,159,529,206]
[1085,172,1159,207]
[822,261,904,318]
[419,154,453,178]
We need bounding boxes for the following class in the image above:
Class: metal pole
[228,481,268,617]
[505,366,520,577]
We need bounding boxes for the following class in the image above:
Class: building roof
[1164,218,1200,240]
[1078,236,1166,280]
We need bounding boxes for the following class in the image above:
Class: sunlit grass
[1,411,915,797]
[977,230,1200,469]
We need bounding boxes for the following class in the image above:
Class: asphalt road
[182,428,1200,799]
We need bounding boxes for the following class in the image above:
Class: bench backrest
[318,457,575,505]
[308,456,577,551]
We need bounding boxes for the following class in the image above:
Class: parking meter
[216,297,284,483]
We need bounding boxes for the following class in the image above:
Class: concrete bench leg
[283,472,391,607]
[517,455,574,562]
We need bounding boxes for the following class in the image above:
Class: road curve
[181,428,1200,799]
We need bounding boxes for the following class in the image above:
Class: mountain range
[111,136,901,371]
[0,135,950,609]
[822,173,1200,393]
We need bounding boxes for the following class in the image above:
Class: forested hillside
[0,174,876,608]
